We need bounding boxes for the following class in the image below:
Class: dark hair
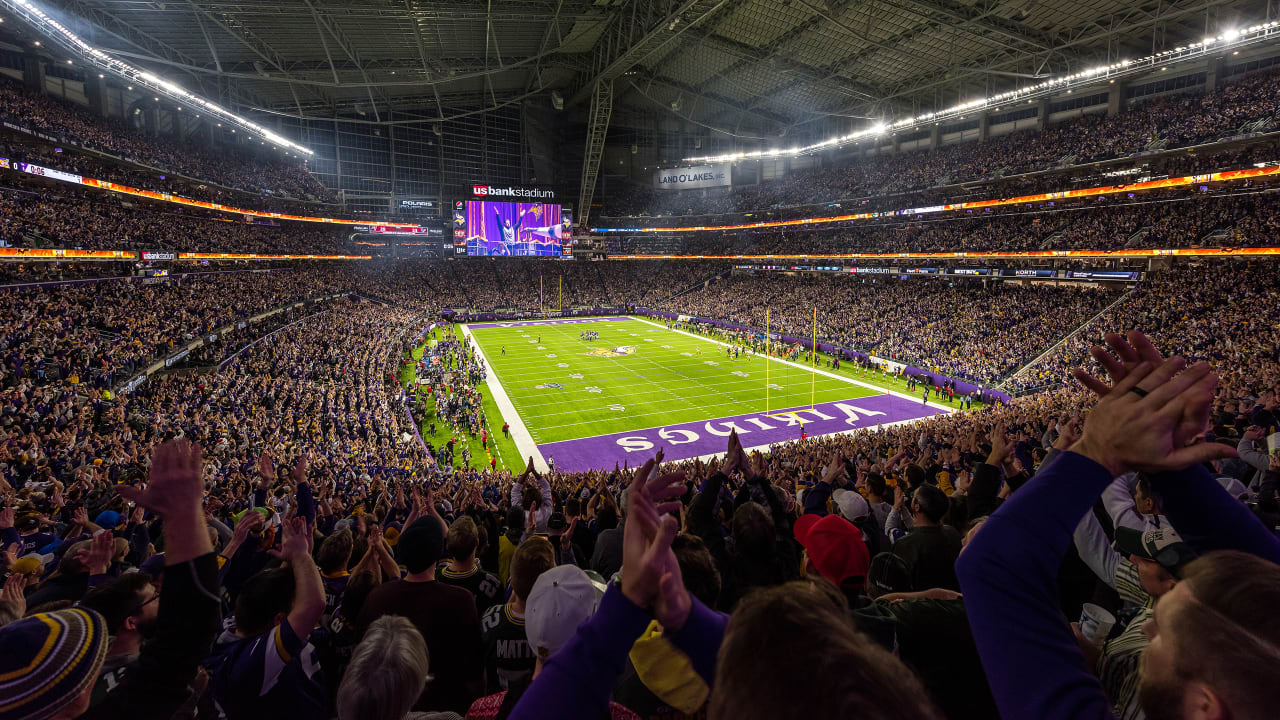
[912,485,950,525]
[1135,473,1154,500]
[505,507,526,533]
[866,474,887,500]
[904,465,925,489]
[565,498,581,517]
[597,505,619,531]
[316,529,354,574]
[235,567,296,637]
[672,533,721,607]
[446,516,479,560]
[711,582,941,720]
[79,572,154,634]
[338,570,379,623]
[521,485,542,511]
[510,536,555,601]
[731,502,775,558]
[1163,551,1280,718]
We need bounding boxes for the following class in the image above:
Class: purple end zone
[538,393,947,472]
[468,316,633,330]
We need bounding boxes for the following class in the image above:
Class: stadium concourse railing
[435,305,1014,405]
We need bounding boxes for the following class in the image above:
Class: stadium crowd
[0,79,335,205]
[618,188,1279,257]
[600,67,1280,219]
[661,272,1123,385]
[3,29,1280,720]
[1005,261,1280,394]
[0,181,352,254]
[1,299,1278,720]
[0,267,350,392]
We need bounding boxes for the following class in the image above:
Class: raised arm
[271,516,325,641]
[96,440,221,720]
[960,357,1230,720]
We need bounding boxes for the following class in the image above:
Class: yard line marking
[627,316,957,412]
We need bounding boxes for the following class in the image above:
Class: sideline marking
[460,324,547,472]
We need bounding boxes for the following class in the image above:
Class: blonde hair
[336,616,432,720]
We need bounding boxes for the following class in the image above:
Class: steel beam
[577,78,612,229]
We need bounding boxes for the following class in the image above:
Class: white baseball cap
[832,488,870,522]
[525,565,602,660]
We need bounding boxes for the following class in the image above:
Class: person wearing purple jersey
[206,515,327,720]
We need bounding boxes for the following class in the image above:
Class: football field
[462,316,950,472]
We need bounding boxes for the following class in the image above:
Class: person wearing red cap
[793,513,870,590]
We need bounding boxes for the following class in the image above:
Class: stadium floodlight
[0,0,315,156]
[682,15,1280,164]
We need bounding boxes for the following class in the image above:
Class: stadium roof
[28,0,1269,130]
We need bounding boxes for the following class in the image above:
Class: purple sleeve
[955,451,1116,720]
[510,584,653,720]
[252,487,267,508]
[1150,464,1280,565]
[664,595,729,687]
[1,527,18,551]
[297,482,315,527]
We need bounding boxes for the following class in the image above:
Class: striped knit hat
[0,608,109,720]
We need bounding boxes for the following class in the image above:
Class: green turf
[467,317,902,445]
[399,329,521,473]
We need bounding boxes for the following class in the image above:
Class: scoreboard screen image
[456,200,567,256]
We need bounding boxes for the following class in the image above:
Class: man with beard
[79,572,162,709]
[958,336,1280,720]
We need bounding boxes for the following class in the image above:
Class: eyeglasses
[130,588,160,616]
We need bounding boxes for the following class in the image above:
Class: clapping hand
[119,439,205,520]
[820,453,847,486]
[1072,357,1236,476]
[1073,331,1212,450]
[0,573,25,619]
[721,430,749,476]
[78,530,114,575]
[621,457,690,630]
[268,516,312,563]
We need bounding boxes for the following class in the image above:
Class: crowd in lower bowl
[0,255,1277,720]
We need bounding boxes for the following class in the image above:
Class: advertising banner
[653,164,731,191]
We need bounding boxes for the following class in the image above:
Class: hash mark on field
[569,373,584,379]
[557,363,569,368]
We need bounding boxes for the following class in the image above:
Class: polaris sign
[470,184,556,200]
[654,163,730,191]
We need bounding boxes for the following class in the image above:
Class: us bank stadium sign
[469,184,556,200]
